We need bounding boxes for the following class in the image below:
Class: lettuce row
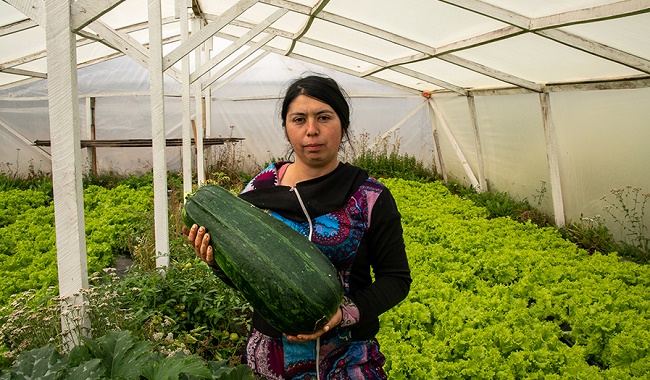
[378,178,650,379]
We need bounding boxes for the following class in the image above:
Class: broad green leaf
[64,358,104,380]
[141,354,211,380]
[6,345,68,380]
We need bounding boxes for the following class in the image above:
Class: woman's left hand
[285,308,343,342]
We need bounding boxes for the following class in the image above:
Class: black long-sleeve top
[221,162,411,341]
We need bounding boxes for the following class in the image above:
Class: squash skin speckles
[182,184,343,334]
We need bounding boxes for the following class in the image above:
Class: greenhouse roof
[2,0,650,94]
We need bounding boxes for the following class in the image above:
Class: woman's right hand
[182,224,216,266]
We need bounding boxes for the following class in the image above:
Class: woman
[184,74,411,379]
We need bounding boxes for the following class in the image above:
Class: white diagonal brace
[371,100,429,147]
[439,0,531,28]
[86,20,150,70]
[5,0,47,27]
[390,66,468,95]
[0,17,175,70]
[163,0,260,71]
[1,67,47,78]
[71,0,125,32]
[0,116,51,160]
[531,0,650,29]
[538,28,650,75]
[467,95,486,192]
[191,8,286,83]
[201,34,274,90]
[429,98,480,189]
[212,50,271,92]
[439,54,543,92]
[0,19,38,37]
[87,19,183,83]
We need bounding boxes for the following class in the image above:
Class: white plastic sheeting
[1,0,650,243]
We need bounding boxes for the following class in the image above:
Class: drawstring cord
[290,186,313,241]
[290,187,320,379]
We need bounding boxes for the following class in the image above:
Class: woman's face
[285,94,344,170]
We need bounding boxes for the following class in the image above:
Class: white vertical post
[204,37,213,140]
[467,95,487,192]
[428,99,447,182]
[149,0,170,268]
[193,17,206,185]
[44,0,89,348]
[85,97,92,175]
[205,87,212,135]
[179,0,193,198]
[539,91,566,227]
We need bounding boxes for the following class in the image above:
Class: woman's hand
[182,224,216,266]
[285,307,343,342]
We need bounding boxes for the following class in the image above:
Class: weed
[348,132,438,182]
[601,186,649,263]
[558,215,616,255]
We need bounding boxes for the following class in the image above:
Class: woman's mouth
[304,144,322,151]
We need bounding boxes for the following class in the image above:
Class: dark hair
[280,74,351,136]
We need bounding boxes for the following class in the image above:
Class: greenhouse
[1,0,649,378]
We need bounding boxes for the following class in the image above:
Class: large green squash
[182,184,344,335]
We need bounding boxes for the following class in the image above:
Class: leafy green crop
[378,178,650,379]
[0,184,154,309]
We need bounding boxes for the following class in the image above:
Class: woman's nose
[306,117,319,136]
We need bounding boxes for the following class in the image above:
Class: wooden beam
[5,0,47,27]
[191,8,287,83]
[86,20,183,83]
[0,18,174,71]
[44,0,89,349]
[202,34,275,90]
[1,67,47,79]
[33,137,243,147]
[85,97,97,176]
[0,18,38,37]
[148,0,170,268]
[372,100,429,147]
[467,95,486,192]
[438,0,531,28]
[389,66,468,95]
[71,0,125,32]
[212,50,271,92]
[439,54,543,92]
[428,98,480,189]
[428,104,447,182]
[531,0,650,29]
[192,17,206,185]
[539,91,566,227]
[179,0,193,198]
[537,28,650,74]
[163,0,260,71]
[0,117,51,160]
